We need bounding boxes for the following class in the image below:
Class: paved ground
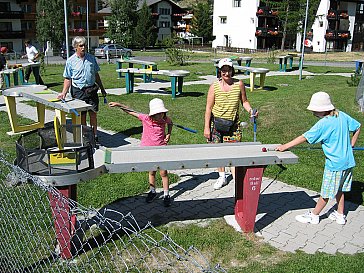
[1,68,363,255]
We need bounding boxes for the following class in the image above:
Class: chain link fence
[0,151,226,273]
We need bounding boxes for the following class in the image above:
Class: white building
[212,0,364,52]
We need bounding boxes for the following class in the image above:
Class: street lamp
[299,0,309,80]
[86,0,90,51]
[64,0,69,59]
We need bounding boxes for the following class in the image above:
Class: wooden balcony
[325,30,351,40]
[0,11,24,19]
[255,27,281,37]
[256,6,278,17]
[0,31,25,39]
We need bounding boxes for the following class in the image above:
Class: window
[233,0,241,7]
[21,5,32,13]
[220,17,227,24]
[0,22,12,32]
[0,2,10,11]
[21,21,33,30]
[159,21,170,28]
[159,8,170,15]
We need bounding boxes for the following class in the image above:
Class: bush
[163,37,192,66]
[347,71,362,87]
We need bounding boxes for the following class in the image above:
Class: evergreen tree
[36,0,65,50]
[106,0,138,47]
[191,2,213,42]
[134,0,156,49]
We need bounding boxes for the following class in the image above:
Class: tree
[36,0,65,51]
[134,0,156,49]
[191,2,213,42]
[106,0,138,47]
[267,0,320,50]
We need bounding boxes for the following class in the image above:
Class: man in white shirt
[22,40,44,85]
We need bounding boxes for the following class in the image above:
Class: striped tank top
[212,81,241,121]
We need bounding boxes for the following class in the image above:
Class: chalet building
[212,0,364,52]
[100,0,187,42]
[0,0,109,53]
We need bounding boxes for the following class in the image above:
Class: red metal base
[234,166,265,232]
[48,185,77,259]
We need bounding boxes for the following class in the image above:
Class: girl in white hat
[109,98,173,207]
[276,92,361,225]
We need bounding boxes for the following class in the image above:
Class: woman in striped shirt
[204,58,257,190]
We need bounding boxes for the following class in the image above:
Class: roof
[98,0,185,13]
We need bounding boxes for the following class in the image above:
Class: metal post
[299,0,309,81]
[64,0,69,59]
[86,0,90,51]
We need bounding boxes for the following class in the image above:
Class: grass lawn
[1,55,363,272]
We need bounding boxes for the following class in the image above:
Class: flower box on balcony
[255,30,262,36]
[78,28,85,33]
[339,12,349,19]
[256,8,264,15]
[325,32,335,39]
[338,32,350,38]
[271,10,278,16]
[267,30,279,36]
[71,11,81,16]
[327,11,336,19]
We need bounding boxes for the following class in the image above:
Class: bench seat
[115,68,190,98]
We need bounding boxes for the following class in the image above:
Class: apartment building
[212,0,364,52]
[0,0,109,53]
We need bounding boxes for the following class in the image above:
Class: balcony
[256,6,278,17]
[325,30,351,40]
[0,30,25,39]
[327,10,349,20]
[255,27,281,37]
[0,11,24,19]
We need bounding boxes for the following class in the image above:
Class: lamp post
[64,0,69,59]
[86,0,90,51]
[299,0,309,80]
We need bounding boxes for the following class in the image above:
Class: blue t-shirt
[63,52,100,89]
[303,111,361,171]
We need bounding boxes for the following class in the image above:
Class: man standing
[57,36,107,141]
[0,47,7,89]
[22,40,44,85]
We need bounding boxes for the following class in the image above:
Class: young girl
[109,98,173,207]
[276,92,361,225]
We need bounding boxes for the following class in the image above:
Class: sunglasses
[78,44,85,47]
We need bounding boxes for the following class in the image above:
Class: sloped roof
[98,0,184,13]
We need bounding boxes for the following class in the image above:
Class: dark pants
[25,65,44,85]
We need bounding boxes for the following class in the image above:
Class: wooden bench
[116,58,157,82]
[214,64,269,92]
[116,68,190,99]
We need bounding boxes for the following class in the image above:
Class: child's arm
[164,118,173,143]
[108,102,139,118]
[276,135,307,152]
[351,127,361,147]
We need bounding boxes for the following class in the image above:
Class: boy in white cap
[276,91,361,225]
[109,98,173,207]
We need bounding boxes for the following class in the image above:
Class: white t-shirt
[26,45,38,63]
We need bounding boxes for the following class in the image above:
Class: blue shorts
[321,168,353,199]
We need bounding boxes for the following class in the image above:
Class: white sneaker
[295,210,320,224]
[213,176,227,190]
[328,210,346,225]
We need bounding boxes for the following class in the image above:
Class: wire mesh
[0,151,226,273]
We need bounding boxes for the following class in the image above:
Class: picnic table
[278,54,301,72]
[0,68,19,88]
[212,56,253,75]
[116,68,190,99]
[3,85,92,135]
[116,58,157,82]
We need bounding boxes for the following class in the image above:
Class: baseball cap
[218,58,233,68]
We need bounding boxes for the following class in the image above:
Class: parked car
[60,46,75,59]
[94,44,132,59]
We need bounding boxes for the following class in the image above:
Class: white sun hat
[307,91,335,112]
[218,58,233,68]
[149,98,168,116]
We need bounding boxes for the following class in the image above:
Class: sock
[164,190,169,197]
[150,186,156,193]
[219,172,226,179]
